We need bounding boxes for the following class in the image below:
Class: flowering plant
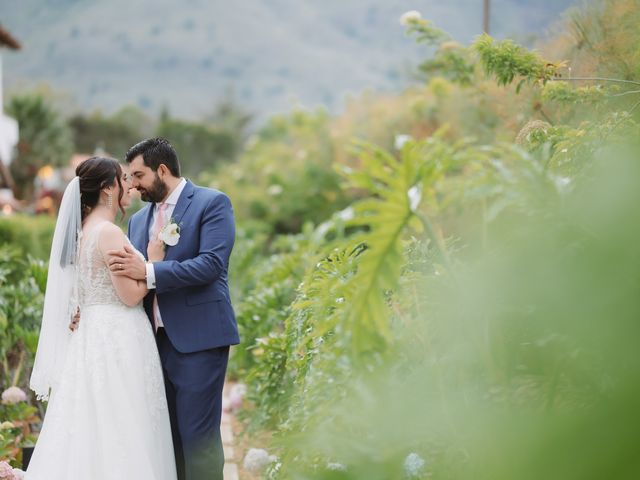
[0,389,27,406]
[0,388,39,467]
[0,461,24,480]
[0,461,14,479]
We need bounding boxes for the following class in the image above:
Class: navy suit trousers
[156,328,229,480]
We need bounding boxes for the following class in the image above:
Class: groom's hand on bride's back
[107,244,146,281]
[69,306,80,332]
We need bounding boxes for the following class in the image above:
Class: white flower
[403,452,426,478]
[394,134,413,150]
[0,421,15,430]
[1,386,27,405]
[407,185,422,212]
[337,206,354,221]
[229,383,247,411]
[243,448,277,472]
[267,184,283,196]
[231,383,247,397]
[158,221,180,246]
[400,10,422,26]
[554,175,572,193]
[314,221,331,239]
[327,462,347,471]
[12,469,25,480]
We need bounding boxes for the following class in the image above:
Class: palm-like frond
[334,138,449,357]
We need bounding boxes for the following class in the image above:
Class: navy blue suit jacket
[128,180,240,353]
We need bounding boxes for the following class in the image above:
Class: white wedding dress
[26,222,177,480]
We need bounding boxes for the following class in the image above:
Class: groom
[108,138,239,480]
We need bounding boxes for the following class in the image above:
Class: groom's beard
[138,174,169,203]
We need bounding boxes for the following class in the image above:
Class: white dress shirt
[145,178,187,328]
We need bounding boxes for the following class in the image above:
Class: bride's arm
[98,223,148,307]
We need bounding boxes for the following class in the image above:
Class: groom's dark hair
[125,137,181,177]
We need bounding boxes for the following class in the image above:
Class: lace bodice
[76,222,131,307]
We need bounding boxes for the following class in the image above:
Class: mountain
[1,0,578,120]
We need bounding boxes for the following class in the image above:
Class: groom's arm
[152,193,235,294]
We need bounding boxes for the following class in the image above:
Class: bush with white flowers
[243,448,277,473]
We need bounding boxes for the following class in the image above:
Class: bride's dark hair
[76,156,125,221]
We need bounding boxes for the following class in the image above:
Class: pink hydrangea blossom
[0,461,15,479]
[1,386,28,405]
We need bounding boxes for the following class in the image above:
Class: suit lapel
[171,180,195,227]
[141,203,155,259]
[162,181,194,260]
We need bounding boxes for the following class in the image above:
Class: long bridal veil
[30,177,82,401]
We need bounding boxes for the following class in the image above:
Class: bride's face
[119,169,137,209]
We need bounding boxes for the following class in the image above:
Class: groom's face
[129,155,169,203]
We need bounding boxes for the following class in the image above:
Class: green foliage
[157,104,249,177]
[541,81,608,105]
[0,246,46,390]
[239,134,477,455]
[201,94,253,141]
[0,401,40,465]
[331,138,449,357]
[403,17,475,86]
[404,17,449,46]
[473,34,563,90]
[419,44,476,86]
[0,215,56,260]
[273,140,640,479]
[230,230,312,378]
[565,0,640,80]
[206,109,352,234]
[546,114,640,175]
[68,106,152,158]
[7,94,74,200]
[232,5,640,474]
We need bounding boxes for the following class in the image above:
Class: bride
[26,156,177,480]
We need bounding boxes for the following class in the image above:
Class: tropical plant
[0,246,46,391]
[231,3,640,478]
[6,94,74,200]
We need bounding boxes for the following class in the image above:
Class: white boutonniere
[158,218,181,246]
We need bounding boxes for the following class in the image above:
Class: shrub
[0,216,55,260]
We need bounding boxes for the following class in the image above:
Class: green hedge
[0,215,56,260]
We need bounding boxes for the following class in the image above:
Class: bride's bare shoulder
[96,222,126,251]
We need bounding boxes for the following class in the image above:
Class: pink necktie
[152,203,168,332]
[152,202,169,240]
